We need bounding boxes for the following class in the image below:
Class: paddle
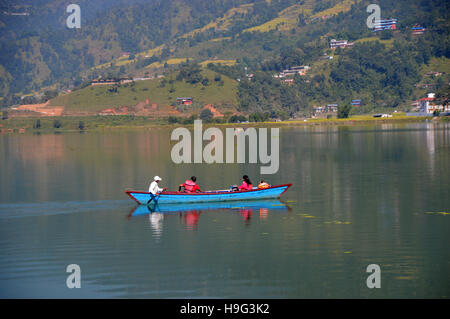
[147,193,159,205]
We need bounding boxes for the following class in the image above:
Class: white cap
[154,176,162,181]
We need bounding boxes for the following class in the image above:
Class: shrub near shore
[1,113,446,133]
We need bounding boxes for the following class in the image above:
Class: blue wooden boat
[125,184,292,205]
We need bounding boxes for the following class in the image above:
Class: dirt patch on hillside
[96,99,181,116]
[12,101,64,116]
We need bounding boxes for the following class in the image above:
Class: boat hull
[125,184,291,205]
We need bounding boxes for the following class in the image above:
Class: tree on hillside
[229,114,247,123]
[337,104,351,118]
[53,119,62,129]
[202,77,209,86]
[177,63,203,84]
[200,108,213,122]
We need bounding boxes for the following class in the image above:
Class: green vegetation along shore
[1,113,448,134]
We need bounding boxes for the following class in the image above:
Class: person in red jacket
[179,176,202,193]
[238,175,253,191]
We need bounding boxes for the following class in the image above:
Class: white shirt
[148,181,163,195]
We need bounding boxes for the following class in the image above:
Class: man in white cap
[148,176,167,204]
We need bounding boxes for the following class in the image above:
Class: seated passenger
[238,175,253,191]
[258,180,270,189]
[179,176,202,193]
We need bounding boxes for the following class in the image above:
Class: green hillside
[49,69,238,112]
[1,0,449,116]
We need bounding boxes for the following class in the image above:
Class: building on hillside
[313,104,338,116]
[373,19,397,32]
[325,104,338,113]
[418,93,447,113]
[91,78,132,86]
[351,99,361,107]
[120,78,133,84]
[274,66,310,78]
[424,72,443,77]
[91,77,135,86]
[330,39,353,49]
[177,97,193,105]
[415,83,437,89]
[133,77,153,81]
[91,79,120,86]
[411,24,426,35]
[290,65,310,75]
[281,78,294,85]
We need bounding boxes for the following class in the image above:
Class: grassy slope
[422,57,450,74]
[354,37,395,48]
[90,3,253,72]
[49,69,238,112]
[242,0,357,33]
[412,56,450,100]
[310,0,356,18]
[86,1,357,79]
[180,3,254,38]
[243,1,314,33]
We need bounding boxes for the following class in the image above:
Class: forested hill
[1,0,449,115]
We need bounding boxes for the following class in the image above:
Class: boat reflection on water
[127,199,291,233]
[149,212,164,237]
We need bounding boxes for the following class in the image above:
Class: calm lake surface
[0,122,449,298]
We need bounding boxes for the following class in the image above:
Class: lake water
[0,122,449,298]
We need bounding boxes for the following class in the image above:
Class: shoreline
[1,114,448,134]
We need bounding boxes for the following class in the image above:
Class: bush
[53,119,62,128]
[275,110,289,120]
[229,115,248,123]
[202,77,210,86]
[380,31,393,40]
[249,112,270,122]
[168,116,179,124]
[158,78,167,88]
[337,104,351,118]
[200,108,214,122]
[183,114,197,124]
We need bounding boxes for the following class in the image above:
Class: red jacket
[238,181,253,190]
[183,180,201,193]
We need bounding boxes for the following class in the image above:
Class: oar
[147,193,161,205]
